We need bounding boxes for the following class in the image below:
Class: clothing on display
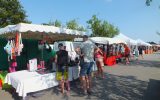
[4,33,23,63]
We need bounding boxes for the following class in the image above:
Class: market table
[5,70,58,98]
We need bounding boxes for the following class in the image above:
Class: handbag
[91,61,98,72]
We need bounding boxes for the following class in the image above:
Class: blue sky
[20,0,160,43]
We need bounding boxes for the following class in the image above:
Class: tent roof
[114,33,137,45]
[137,39,152,46]
[89,37,126,44]
[89,37,109,44]
[0,23,86,36]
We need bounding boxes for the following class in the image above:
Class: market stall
[137,39,152,54]
[0,23,86,98]
[0,23,85,70]
[90,37,126,66]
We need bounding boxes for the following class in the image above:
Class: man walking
[80,35,96,95]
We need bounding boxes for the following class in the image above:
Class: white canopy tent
[89,37,126,45]
[0,23,86,36]
[89,37,109,44]
[113,33,137,45]
[137,39,152,46]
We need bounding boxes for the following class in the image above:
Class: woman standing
[94,47,104,78]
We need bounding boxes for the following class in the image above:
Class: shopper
[94,47,104,78]
[80,35,96,95]
[124,44,130,64]
[55,43,70,95]
[138,46,144,59]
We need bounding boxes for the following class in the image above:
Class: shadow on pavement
[118,59,160,68]
[69,73,148,100]
[3,73,153,100]
[143,79,160,100]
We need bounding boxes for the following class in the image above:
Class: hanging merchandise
[4,40,12,56]
[14,33,23,56]
[18,33,23,56]
[4,40,13,60]
[11,40,16,58]
[9,56,17,73]
[38,40,46,60]
[4,32,24,73]
[15,33,19,55]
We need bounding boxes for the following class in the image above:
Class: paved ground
[1,53,160,100]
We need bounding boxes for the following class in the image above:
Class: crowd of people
[48,35,148,96]
[52,35,105,96]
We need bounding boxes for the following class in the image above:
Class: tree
[54,20,61,27]
[66,19,86,31]
[66,19,79,30]
[87,15,119,37]
[146,0,160,8]
[42,19,61,27]
[0,0,30,28]
[146,0,152,6]
[156,31,160,36]
[77,26,86,32]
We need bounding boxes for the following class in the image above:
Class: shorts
[56,65,68,81]
[80,62,93,77]
[57,65,67,75]
[95,58,104,67]
[56,71,68,81]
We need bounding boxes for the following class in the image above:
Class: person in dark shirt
[55,43,70,95]
[138,46,144,59]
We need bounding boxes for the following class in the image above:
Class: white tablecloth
[5,70,58,97]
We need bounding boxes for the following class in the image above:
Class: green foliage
[42,20,61,27]
[48,20,54,26]
[146,0,152,6]
[77,26,86,32]
[66,19,86,31]
[54,20,61,27]
[156,31,160,36]
[87,15,119,38]
[41,23,50,25]
[66,19,79,30]
[42,19,86,31]
[0,0,30,28]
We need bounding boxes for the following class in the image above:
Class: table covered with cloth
[104,56,116,66]
[5,70,58,98]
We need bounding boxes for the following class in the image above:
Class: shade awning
[89,37,126,44]
[137,39,152,46]
[0,23,86,36]
[113,33,137,45]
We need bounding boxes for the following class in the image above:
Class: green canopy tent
[0,23,85,70]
